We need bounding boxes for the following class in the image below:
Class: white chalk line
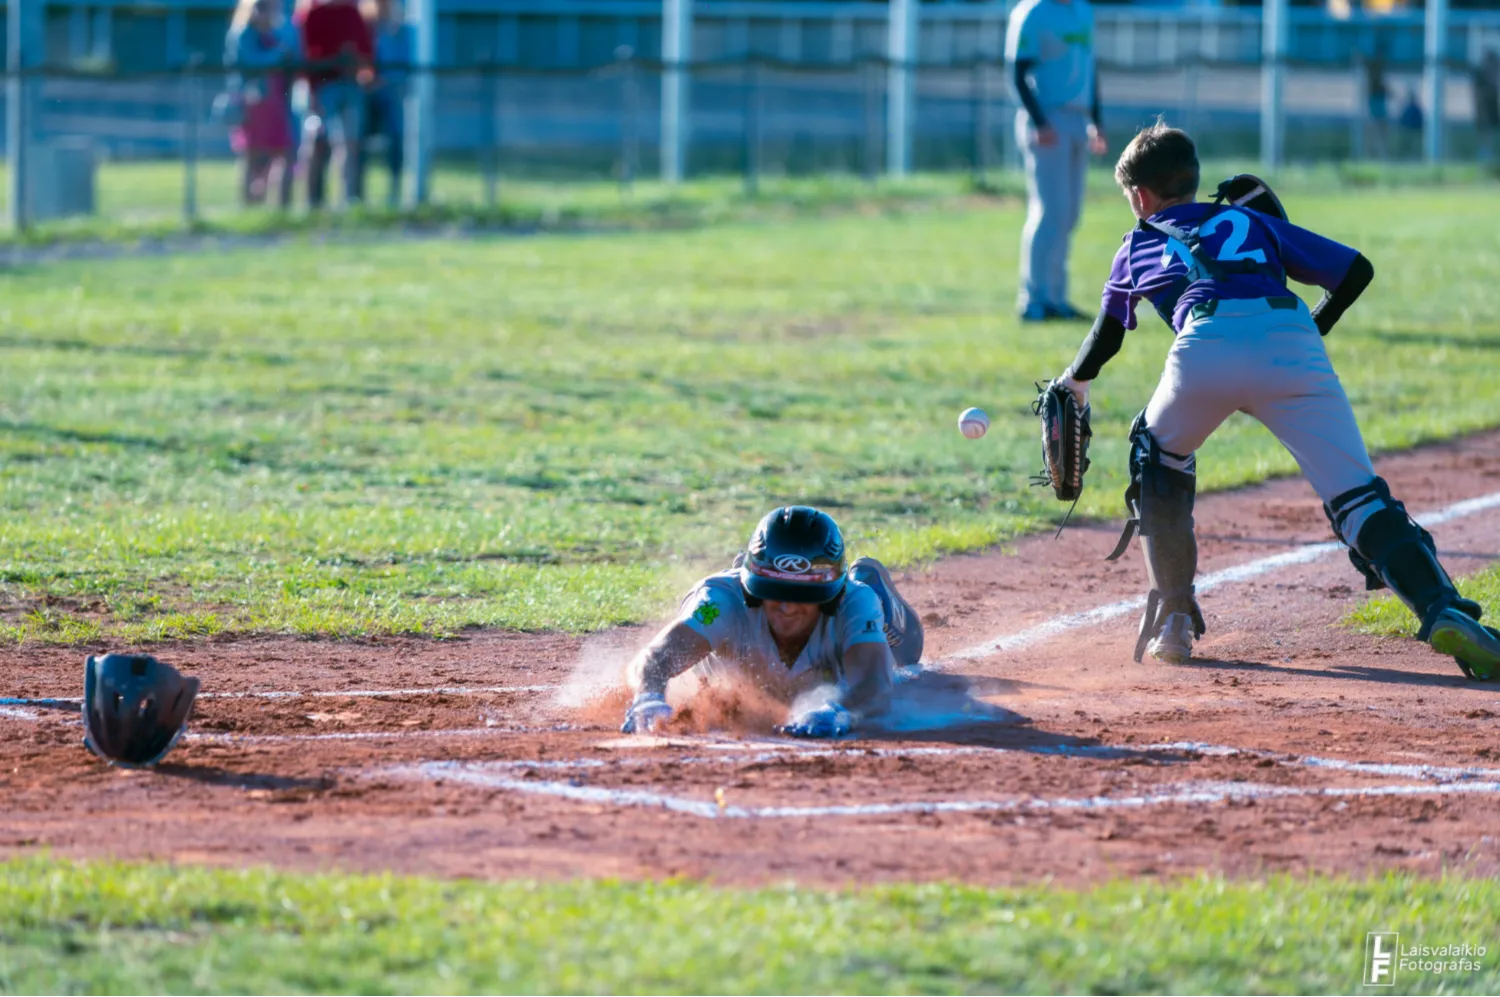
[0,684,561,710]
[388,761,1500,820]
[381,740,1500,784]
[542,741,1500,783]
[1152,740,1500,784]
[185,722,582,745]
[0,706,38,721]
[940,488,1500,664]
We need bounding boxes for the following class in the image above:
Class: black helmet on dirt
[739,506,848,605]
[83,653,201,768]
[1212,173,1288,221]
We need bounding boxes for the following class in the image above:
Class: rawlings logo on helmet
[773,554,812,574]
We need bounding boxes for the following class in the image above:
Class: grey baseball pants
[1144,297,1382,542]
[1016,107,1090,312]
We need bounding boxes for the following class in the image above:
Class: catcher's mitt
[1031,380,1092,502]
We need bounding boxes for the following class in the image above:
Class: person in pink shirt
[225,0,298,207]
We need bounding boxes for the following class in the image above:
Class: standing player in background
[1006,0,1108,323]
[1048,123,1500,679]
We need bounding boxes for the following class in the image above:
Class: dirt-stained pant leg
[1145,299,1380,537]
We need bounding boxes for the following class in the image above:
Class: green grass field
[3,174,1500,642]
[2,859,1497,994]
[6,173,1500,995]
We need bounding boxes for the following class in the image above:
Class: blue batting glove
[621,691,672,734]
[778,702,852,739]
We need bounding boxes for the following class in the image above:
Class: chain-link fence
[0,52,1495,229]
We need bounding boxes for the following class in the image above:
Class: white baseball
[958,407,989,440]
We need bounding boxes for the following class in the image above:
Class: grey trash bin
[29,139,97,221]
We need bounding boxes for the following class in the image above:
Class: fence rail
[1,52,1495,229]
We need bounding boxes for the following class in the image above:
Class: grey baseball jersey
[1006,0,1096,115]
[1008,0,1097,313]
[677,571,890,703]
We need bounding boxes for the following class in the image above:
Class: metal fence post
[743,58,762,196]
[183,54,202,225]
[617,45,638,194]
[1350,58,1365,160]
[482,60,499,207]
[8,0,43,232]
[971,58,989,183]
[406,0,436,206]
[862,57,881,183]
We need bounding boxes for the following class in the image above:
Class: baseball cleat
[1145,612,1196,664]
[1426,607,1500,681]
[1019,302,1050,323]
[849,556,925,665]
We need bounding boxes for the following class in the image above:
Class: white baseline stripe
[941,488,1500,664]
[0,684,560,710]
[389,763,1500,819]
[1149,741,1500,783]
[186,722,582,745]
[398,741,1500,784]
[0,706,38,720]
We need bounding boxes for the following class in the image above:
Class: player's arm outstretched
[778,642,894,739]
[620,621,710,734]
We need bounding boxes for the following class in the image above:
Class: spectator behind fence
[1475,50,1499,168]
[225,0,299,208]
[1397,85,1424,159]
[1362,50,1390,160]
[295,0,373,208]
[359,0,415,208]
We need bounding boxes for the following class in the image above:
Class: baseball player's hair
[1114,122,1200,201]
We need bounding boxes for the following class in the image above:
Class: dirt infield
[5,432,1500,886]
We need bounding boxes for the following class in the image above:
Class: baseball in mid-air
[957,407,989,440]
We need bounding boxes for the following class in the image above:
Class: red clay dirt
[4,433,1500,886]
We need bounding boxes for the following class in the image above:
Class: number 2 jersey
[1101,202,1361,334]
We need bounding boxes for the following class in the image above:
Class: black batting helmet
[739,506,848,605]
[1213,173,1288,221]
[83,653,200,768]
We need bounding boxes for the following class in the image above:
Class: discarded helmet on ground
[83,653,200,768]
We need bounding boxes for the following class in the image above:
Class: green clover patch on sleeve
[692,600,721,626]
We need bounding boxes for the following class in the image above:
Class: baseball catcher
[1045,123,1500,680]
[620,505,923,738]
[83,653,201,767]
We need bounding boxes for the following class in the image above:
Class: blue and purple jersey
[1100,202,1360,333]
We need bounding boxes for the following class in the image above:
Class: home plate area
[4,436,1500,884]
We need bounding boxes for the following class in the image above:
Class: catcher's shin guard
[1111,414,1206,662]
[1330,477,1500,680]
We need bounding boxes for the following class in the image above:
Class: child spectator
[225,0,299,208]
[359,0,415,207]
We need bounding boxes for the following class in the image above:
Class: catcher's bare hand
[1056,369,1090,409]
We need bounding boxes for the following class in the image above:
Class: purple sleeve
[1100,240,1138,330]
[1261,214,1359,291]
